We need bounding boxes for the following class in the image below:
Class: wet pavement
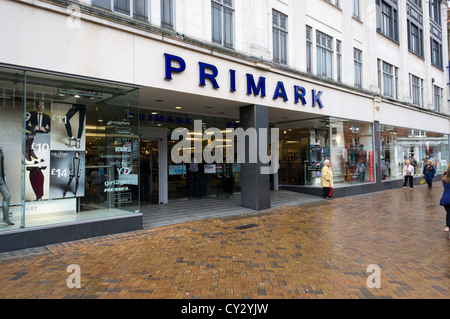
[0,183,448,300]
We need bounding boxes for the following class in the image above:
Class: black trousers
[444,205,450,227]
[323,187,332,198]
[403,176,413,188]
[65,104,86,139]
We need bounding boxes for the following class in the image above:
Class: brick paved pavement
[0,183,448,300]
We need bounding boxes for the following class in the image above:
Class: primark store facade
[0,0,449,252]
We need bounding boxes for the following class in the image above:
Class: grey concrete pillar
[239,105,270,211]
[373,121,382,187]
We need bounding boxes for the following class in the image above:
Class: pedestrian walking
[422,159,436,189]
[403,160,414,189]
[321,159,333,199]
[439,164,450,237]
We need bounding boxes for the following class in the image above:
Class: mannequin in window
[63,152,82,197]
[356,145,367,182]
[0,147,13,225]
[65,104,86,148]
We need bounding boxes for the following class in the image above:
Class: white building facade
[0,0,449,251]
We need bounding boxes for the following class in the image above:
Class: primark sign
[161,53,327,175]
[164,53,325,108]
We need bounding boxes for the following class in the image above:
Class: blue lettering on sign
[199,62,220,89]
[163,53,325,108]
[294,85,307,105]
[246,74,266,97]
[312,90,324,108]
[165,54,186,80]
[230,69,236,92]
[273,81,288,101]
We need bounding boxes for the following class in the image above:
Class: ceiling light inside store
[58,90,103,99]
[175,106,182,110]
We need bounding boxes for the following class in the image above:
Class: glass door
[150,139,159,204]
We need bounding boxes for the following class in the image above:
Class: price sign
[51,168,68,178]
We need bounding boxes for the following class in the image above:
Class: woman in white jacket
[403,160,415,189]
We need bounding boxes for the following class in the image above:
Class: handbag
[420,178,425,184]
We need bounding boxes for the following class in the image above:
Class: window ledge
[376,30,400,45]
[352,15,363,24]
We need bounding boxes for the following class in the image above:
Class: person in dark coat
[422,159,436,189]
[439,164,450,237]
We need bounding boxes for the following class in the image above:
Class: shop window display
[380,125,449,181]
[0,66,140,232]
[278,118,374,187]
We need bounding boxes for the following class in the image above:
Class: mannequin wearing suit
[0,148,13,225]
[25,100,50,165]
[63,152,82,197]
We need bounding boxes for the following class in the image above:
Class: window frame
[211,0,235,49]
[316,30,334,79]
[272,10,288,65]
[376,0,399,43]
[354,48,362,88]
[161,0,175,30]
[91,0,150,22]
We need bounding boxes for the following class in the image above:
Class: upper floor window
[407,1,424,57]
[354,48,362,88]
[409,74,423,107]
[336,40,342,82]
[353,0,361,19]
[306,26,313,73]
[433,85,443,112]
[272,10,288,65]
[409,0,421,8]
[327,0,340,7]
[161,0,174,29]
[378,59,398,99]
[429,0,441,25]
[316,31,333,79]
[431,38,443,69]
[376,0,399,42]
[211,0,234,48]
[92,0,149,21]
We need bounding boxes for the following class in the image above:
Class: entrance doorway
[140,139,160,204]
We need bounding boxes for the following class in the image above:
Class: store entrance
[140,139,161,204]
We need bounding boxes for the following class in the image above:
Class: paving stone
[0,184,448,299]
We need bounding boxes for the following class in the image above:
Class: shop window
[276,118,374,187]
[381,125,448,181]
[0,66,140,232]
